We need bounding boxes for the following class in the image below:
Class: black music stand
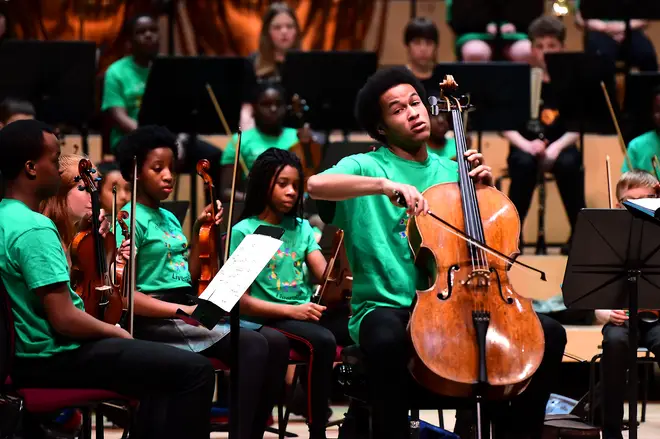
[448,0,543,61]
[431,62,530,150]
[281,51,378,137]
[580,0,660,74]
[0,40,96,154]
[138,55,247,235]
[562,208,660,439]
[623,72,660,143]
[545,52,617,136]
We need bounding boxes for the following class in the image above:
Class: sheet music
[199,234,282,312]
[627,198,660,212]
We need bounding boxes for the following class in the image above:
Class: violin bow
[126,157,138,335]
[393,191,547,281]
[600,81,633,171]
[205,83,249,177]
[606,155,613,209]
[652,155,660,181]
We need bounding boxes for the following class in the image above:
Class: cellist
[307,67,567,439]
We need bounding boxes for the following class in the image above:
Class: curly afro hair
[354,66,427,145]
[114,125,178,181]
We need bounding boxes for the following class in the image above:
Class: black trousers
[269,319,337,438]
[586,30,658,73]
[359,307,567,439]
[507,145,586,239]
[601,322,660,439]
[202,327,289,439]
[12,338,215,439]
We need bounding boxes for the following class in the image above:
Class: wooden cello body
[407,77,545,400]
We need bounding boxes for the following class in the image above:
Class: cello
[288,94,323,192]
[406,77,546,430]
[70,159,124,325]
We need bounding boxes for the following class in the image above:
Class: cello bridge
[462,269,491,288]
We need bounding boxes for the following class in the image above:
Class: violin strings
[452,110,477,271]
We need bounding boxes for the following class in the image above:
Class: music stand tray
[562,208,660,439]
[0,40,96,130]
[281,51,378,132]
[545,52,617,135]
[432,62,530,132]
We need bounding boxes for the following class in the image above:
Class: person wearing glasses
[596,170,660,439]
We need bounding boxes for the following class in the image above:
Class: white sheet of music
[199,233,282,312]
[627,197,660,211]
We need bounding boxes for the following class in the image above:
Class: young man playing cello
[307,66,567,439]
[0,120,215,439]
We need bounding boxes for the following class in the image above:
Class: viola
[406,76,545,404]
[70,159,123,325]
[196,159,221,296]
[288,94,323,192]
[311,229,352,309]
[113,210,130,308]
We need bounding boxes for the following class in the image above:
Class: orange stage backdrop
[4,0,386,74]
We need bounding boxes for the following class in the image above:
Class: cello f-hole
[489,268,513,305]
[442,264,461,300]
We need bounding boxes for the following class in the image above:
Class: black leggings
[12,338,215,439]
[201,327,289,439]
[269,319,337,438]
[359,307,567,439]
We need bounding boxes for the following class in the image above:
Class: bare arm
[107,107,138,134]
[306,249,327,282]
[307,174,387,202]
[134,291,192,318]
[502,131,531,149]
[39,282,130,340]
[239,292,294,319]
[547,132,579,153]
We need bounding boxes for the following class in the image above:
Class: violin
[70,159,123,325]
[406,77,545,406]
[288,94,323,192]
[196,159,221,296]
[311,229,353,309]
[113,210,130,305]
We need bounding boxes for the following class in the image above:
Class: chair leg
[280,365,302,438]
[95,406,104,439]
[641,361,650,423]
[81,408,92,439]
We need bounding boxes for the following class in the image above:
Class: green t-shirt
[117,203,191,292]
[101,56,150,150]
[220,127,299,174]
[0,199,84,358]
[621,130,660,174]
[230,216,321,322]
[427,138,457,160]
[319,148,459,344]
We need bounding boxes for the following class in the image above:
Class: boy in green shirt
[102,14,222,182]
[621,87,660,174]
[308,66,567,439]
[0,119,215,439]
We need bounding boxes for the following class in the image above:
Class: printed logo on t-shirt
[267,246,306,300]
[398,216,409,239]
[158,224,190,284]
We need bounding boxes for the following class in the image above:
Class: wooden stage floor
[96,403,660,438]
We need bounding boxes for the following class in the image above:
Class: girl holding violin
[113,125,289,439]
[1,120,215,439]
[232,147,337,439]
[307,67,567,439]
